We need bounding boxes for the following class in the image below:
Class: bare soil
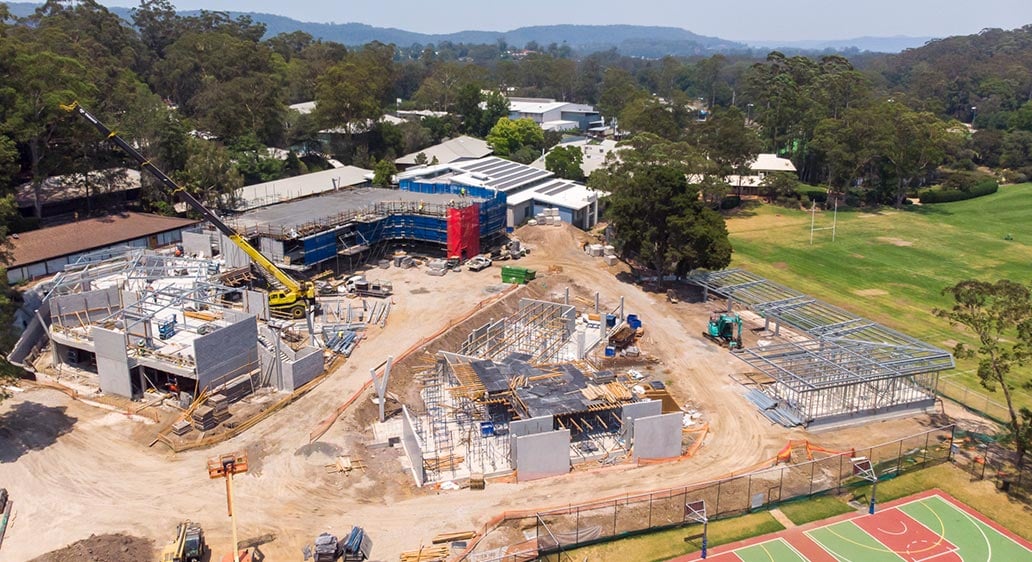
[0,223,986,561]
[27,534,153,562]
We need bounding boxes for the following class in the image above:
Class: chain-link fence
[951,428,1032,500]
[936,378,1018,424]
[465,425,955,561]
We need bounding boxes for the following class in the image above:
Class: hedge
[919,180,999,204]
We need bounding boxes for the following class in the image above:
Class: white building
[397,156,604,230]
[531,137,623,177]
[396,136,492,169]
[507,97,603,132]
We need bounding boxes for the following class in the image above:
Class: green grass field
[726,183,1032,409]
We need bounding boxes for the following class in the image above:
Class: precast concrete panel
[193,315,258,390]
[93,326,133,398]
[515,429,571,482]
[219,234,250,269]
[244,290,269,321]
[283,346,323,391]
[181,230,212,257]
[509,415,554,464]
[620,400,662,440]
[510,415,554,436]
[632,413,683,461]
[401,406,426,486]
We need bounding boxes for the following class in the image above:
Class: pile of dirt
[29,533,154,562]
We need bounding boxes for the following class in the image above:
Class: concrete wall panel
[93,326,133,398]
[632,413,683,461]
[50,287,120,324]
[515,429,570,482]
[283,346,323,391]
[510,415,553,436]
[193,315,258,390]
[181,230,212,257]
[620,400,662,440]
[219,234,250,269]
[401,406,426,487]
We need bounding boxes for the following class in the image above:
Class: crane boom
[63,102,315,318]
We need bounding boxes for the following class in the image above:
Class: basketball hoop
[684,500,709,558]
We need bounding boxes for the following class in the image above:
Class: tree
[178,138,243,211]
[760,172,799,204]
[0,38,94,218]
[691,107,762,182]
[372,158,397,187]
[935,280,1032,469]
[0,195,22,404]
[545,145,584,181]
[592,134,731,281]
[874,102,951,207]
[486,117,543,159]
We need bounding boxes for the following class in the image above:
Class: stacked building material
[171,420,191,436]
[207,394,231,423]
[323,329,363,356]
[191,405,218,431]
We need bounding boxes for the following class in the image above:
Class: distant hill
[3,3,922,55]
[748,36,935,53]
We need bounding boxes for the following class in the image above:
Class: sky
[97,0,1032,41]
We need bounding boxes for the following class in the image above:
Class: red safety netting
[447,204,480,259]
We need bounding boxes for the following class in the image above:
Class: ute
[63,102,317,319]
[466,255,492,272]
[705,312,743,349]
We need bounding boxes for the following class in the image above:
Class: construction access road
[0,224,971,561]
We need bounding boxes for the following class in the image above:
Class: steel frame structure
[691,269,954,424]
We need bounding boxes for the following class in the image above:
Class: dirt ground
[0,223,990,562]
[27,534,153,562]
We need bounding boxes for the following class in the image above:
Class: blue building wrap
[293,181,507,267]
[399,180,507,237]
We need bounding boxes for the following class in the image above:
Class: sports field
[673,490,1032,562]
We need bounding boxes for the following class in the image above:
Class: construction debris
[400,545,450,562]
[431,530,478,544]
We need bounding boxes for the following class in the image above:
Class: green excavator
[705,312,743,349]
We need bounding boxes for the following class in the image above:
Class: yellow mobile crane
[63,102,316,318]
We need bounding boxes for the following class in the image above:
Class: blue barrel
[480,421,495,436]
[605,314,617,327]
[627,314,642,329]
[604,346,616,357]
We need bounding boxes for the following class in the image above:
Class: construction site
[0,101,970,562]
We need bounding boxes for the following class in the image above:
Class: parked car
[467,255,492,272]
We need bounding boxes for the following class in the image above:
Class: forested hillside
[1,0,1031,226]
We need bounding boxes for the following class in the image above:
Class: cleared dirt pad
[28,534,154,562]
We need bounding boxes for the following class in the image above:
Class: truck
[63,102,317,319]
[341,275,393,298]
[307,527,371,561]
[160,521,207,562]
[466,255,492,272]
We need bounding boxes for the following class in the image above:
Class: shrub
[919,180,999,203]
[719,195,742,210]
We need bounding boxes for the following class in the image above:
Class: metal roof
[690,269,954,392]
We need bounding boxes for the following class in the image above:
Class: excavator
[160,521,207,562]
[63,102,316,319]
[704,312,743,350]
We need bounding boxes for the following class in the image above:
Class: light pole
[747,103,754,123]
[971,106,978,124]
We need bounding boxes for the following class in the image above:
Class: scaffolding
[459,299,578,364]
[690,269,954,425]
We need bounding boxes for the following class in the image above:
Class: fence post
[948,425,956,462]
[648,493,653,529]
[747,475,753,512]
[809,459,816,495]
[778,467,785,504]
[897,439,904,474]
[715,480,722,518]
